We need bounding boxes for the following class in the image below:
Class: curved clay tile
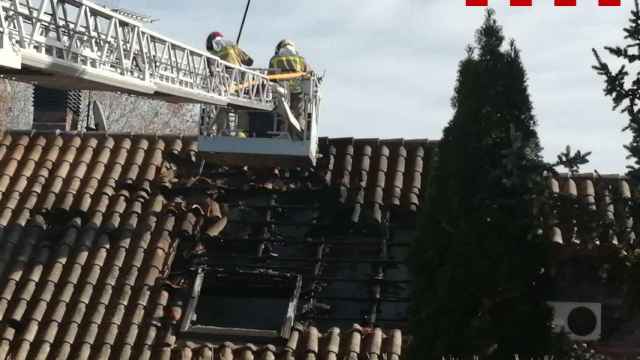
[168,138,184,157]
[0,133,13,162]
[0,136,50,227]
[74,137,115,213]
[173,345,193,360]
[560,177,578,197]
[356,145,372,189]
[236,343,257,360]
[56,136,98,211]
[600,184,618,245]
[338,144,354,205]
[581,178,596,211]
[154,332,175,360]
[195,345,214,360]
[203,216,227,238]
[41,136,83,209]
[179,211,199,239]
[369,145,389,223]
[185,138,199,163]
[258,344,276,360]
[41,140,130,359]
[70,200,150,359]
[302,326,319,359]
[322,145,336,186]
[139,138,167,195]
[105,195,165,321]
[350,145,372,223]
[122,138,150,186]
[383,329,402,360]
[0,215,46,359]
[401,145,424,212]
[365,328,383,360]
[0,135,30,199]
[2,135,46,205]
[207,200,222,220]
[610,179,634,246]
[323,327,340,360]
[385,145,406,208]
[619,178,632,199]
[549,226,563,245]
[343,324,363,360]
[135,288,169,359]
[152,326,403,360]
[7,221,79,359]
[217,342,235,360]
[284,325,302,358]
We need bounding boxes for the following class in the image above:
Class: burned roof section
[0,131,431,359]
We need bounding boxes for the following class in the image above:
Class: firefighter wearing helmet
[268,39,309,74]
[268,40,310,131]
[206,31,254,67]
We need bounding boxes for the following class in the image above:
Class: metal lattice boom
[0,0,274,110]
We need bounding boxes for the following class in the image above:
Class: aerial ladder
[0,0,322,166]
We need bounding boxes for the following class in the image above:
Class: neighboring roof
[0,131,428,359]
[547,173,636,248]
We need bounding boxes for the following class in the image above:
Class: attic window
[179,268,301,340]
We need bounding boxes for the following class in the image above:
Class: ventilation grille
[33,86,82,130]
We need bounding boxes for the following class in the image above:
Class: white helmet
[276,39,296,52]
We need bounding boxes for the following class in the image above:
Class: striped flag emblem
[466,0,621,5]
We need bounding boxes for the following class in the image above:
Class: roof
[1,129,639,357]
[169,325,402,360]
[0,131,430,359]
[318,137,435,217]
[547,173,636,249]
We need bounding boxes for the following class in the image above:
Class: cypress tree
[410,10,553,359]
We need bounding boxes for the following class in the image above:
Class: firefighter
[205,31,253,138]
[268,40,309,132]
[205,31,253,67]
[268,39,309,74]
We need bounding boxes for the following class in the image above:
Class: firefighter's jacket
[209,42,254,67]
[269,54,308,74]
[269,54,309,93]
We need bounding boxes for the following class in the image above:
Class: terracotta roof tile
[317,138,433,224]
[548,173,640,250]
[0,131,424,360]
[169,325,401,360]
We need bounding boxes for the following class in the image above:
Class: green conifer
[410,10,553,359]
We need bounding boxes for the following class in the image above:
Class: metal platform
[198,74,321,168]
[198,136,315,168]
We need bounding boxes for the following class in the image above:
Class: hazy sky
[114,0,635,172]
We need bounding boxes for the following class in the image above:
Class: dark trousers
[290,92,305,131]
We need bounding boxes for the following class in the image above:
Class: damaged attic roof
[0,131,432,360]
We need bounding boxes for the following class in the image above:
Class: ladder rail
[0,0,274,110]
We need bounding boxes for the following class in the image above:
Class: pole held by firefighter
[236,0,251,45]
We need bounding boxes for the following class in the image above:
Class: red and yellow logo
[466,0,620,5]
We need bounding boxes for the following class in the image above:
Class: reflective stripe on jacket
[269,55,308,73]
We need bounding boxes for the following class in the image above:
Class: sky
[112,0,636,172]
